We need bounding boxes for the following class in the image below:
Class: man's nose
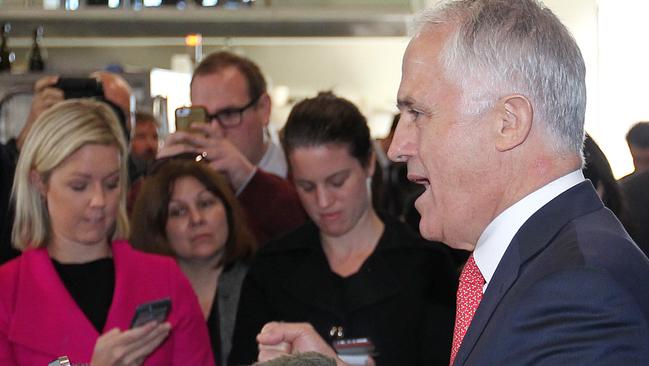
[387,116,415,162]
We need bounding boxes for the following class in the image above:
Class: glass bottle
[28,26,46,72]
[0,23,16,73]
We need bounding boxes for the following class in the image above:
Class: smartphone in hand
[175,106,207,133]
[130,298,171,328]
[333,337,375,366]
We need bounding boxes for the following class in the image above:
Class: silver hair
[415,0,587,155]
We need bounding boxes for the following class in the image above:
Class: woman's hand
[90,322,171,366]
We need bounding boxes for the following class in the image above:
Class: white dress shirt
[258,139,288,179]
[473,170,585,292]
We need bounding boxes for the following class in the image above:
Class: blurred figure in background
[130,111,160,166]
[158,51,306,245]
[621,121,649,181]
[582,134,633,234]
[229,92,457,366]
[621,170,649,256]
[130,159,257,366]
[619,122,649,254]
[0,99,213,365]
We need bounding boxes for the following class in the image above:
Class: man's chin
[418,221,441,243]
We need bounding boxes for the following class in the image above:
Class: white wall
[233,38,408,136]
[595,0,649,177]
[546,0,649,177]
[6,0,648,176]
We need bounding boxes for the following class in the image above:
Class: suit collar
[454,181,604,365]
[474,170,585,287]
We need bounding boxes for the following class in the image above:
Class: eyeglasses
[204,94,262,128]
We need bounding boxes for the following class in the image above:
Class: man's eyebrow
[396,98,415,109]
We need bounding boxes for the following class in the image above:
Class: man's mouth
[407,174,430,186]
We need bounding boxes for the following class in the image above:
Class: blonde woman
[0,100,214,365]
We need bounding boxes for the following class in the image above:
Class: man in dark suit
[252,0,649,365]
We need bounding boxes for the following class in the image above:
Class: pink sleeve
[167,261,215,366]
[0,265,18,366]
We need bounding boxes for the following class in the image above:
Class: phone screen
[175,106,207,132]
[333,338,375,366]
[130,298,172,328]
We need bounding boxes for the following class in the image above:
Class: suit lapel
[454,181,604,365]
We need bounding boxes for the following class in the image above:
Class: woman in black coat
[229,92,457,366]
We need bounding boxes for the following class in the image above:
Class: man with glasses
[159,51,306,245]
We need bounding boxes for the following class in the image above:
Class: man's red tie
[449,254,485,365]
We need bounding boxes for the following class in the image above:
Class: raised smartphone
[175,106,207,132]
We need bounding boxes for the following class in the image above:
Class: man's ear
[494,94,533,152]
[30,170,47,197]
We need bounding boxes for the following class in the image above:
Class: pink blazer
[0,241,214,366]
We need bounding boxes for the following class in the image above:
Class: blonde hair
[12,99,130,250]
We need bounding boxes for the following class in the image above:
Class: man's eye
[408,108,422,118]
[219,110,238,120]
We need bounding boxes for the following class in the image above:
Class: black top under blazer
[229,214,458,366]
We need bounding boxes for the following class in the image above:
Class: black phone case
[130,298,172,328]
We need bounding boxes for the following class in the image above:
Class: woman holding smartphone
[229,92,458,366]
[130,158,257,366]
[0,100,214,365]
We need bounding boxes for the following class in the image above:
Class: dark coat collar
[271,215,419,316]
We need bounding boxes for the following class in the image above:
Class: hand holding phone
[92,321,171,365]
[130,298,172,328]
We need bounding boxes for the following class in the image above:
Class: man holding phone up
[159,52,306,245]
